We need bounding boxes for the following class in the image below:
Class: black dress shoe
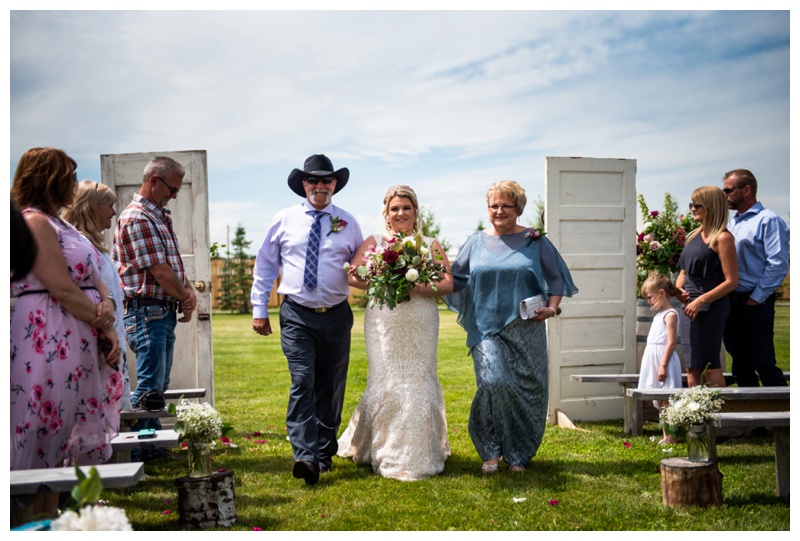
[293,460,319,485]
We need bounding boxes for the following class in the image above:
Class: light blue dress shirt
[728,202,789,303]
[251,200,363,318]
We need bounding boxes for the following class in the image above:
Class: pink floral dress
[10,209,122,470]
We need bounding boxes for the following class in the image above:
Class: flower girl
[638,272,683,444]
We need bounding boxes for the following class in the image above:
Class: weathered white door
[545,157,637,421]
[100,150,214,405]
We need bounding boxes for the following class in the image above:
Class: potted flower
[636,193,698,296]
[659,385,724,462]
[175,399,225,477]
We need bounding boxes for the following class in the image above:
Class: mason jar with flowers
[175,399,224,477]
[659,385,724,462]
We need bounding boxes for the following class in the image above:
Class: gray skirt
[468,317,548,467]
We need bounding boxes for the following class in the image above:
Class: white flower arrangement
[659,385,724,433]
[175,399,223,445]
[51,505,132,531]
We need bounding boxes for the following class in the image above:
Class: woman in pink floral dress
[10,148,123,513]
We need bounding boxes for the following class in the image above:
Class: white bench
[570,373,789,435]
[10,463,144,496]
[709,411,790,498]
[626,386,790,436]
[110,429,182,463]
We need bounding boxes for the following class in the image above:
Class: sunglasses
[722,186,742,195]
[157,176,179,196]
[304,177,335,185]
[688,202,704,210]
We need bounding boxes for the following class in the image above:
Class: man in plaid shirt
[113,156,196,444]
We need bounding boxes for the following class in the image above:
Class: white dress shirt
[251,199,363,318]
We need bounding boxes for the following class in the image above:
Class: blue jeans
[125,305,177,430]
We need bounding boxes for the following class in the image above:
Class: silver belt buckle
[314,307,328,313]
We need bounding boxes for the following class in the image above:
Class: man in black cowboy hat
[250,154,363,485]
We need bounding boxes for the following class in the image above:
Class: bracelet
[104,295,117,311]
[548,306,557,317]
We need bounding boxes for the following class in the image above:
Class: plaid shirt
[113,193,186,301]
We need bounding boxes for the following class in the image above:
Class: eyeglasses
[722,186,742,195]
[304,177,335,185]
[488,204,516,211]
[688,202,704,210]
[157,176,179,196]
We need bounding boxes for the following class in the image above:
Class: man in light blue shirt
[251,154,363,485]
[722,169,789,387]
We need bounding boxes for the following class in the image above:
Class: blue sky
[7,6,792,254]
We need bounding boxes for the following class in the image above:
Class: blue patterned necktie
[303,210,324,290]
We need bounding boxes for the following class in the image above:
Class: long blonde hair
[62,180,117,253]
[686,186,729,250]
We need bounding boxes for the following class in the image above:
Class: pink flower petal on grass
[165,499,172,504]
[549,499,559,506]
[162,510,172,515]
[218,468,227,473]
[253,431,262,437]
[253,527,263,531]
[623,442,632,448]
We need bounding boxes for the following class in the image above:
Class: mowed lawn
[111,304,790,531]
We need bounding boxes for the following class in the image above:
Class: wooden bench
[164,388,206,400]
[10,463,144,496]
[708,411,790,498]
[626,386,790,436]
[110,429,182,463]
[570,373,789,434]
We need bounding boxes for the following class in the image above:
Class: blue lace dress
[446,230,577,467]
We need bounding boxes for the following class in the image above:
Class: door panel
[546,157,637,421]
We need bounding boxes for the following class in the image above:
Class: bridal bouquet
[659,385,724,435]
[354,232,448,310]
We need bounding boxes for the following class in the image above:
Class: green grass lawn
[107,305,790,531]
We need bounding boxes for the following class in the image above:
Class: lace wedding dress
[337,294,450,481]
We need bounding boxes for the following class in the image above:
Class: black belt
[283,296,346,314]
[729,291,754,303]
[125,297,179,311]
[17,286,96,297]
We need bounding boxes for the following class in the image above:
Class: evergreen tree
[419,205,451,253]
[217,225,254,314]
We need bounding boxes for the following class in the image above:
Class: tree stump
[174,470,236,528]
[660,457,722,508]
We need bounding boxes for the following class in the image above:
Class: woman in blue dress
[446,181,577,473]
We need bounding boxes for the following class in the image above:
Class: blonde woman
[337,185,453,481]
[63,180,132,409]
[676,186,738,388]
[446,181,577,474]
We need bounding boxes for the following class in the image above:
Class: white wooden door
[545,157,637,421]
[100,150,214,405]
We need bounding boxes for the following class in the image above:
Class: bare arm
[410,239,454,297]
[346,235,377,290]
[658,311,678,382]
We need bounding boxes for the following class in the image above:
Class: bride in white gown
[337,185,454,481]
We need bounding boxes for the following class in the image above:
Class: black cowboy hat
[287,154,350,197]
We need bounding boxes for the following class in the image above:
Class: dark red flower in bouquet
[382,250,399,265]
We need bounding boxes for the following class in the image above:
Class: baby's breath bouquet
[51,505,132,531]
[659,385,724,436]
[175,399,224,476]
[352,232,448,310]
[175,399,223,445]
